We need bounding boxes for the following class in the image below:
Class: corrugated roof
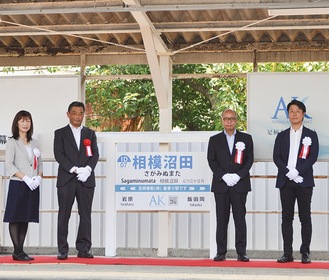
[1,0,329,66]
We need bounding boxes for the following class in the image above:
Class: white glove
[70,166,78,174]
[293,175,303,184]
[76,166,92,182]
[22,175,36,191]
[286,168,299,180]
[77,166,91,177]
[230,173,241,185]
[32,175,42,188]
[222,174,235,187]
[77,172,89,182]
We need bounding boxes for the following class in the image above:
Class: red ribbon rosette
[234,141,245,164]
[34,156,38,170]
[83,139,93,157]
[299,136,312,159]
[33,147,41,170]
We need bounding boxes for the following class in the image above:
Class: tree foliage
[171,63,252,131]
[85,65,158,131]
[85,63,255,132]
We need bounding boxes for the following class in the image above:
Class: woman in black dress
[4,110,43,261]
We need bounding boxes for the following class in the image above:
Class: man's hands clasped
[76,166,92,182]
[222,173,241,187]
[286,167,303,183]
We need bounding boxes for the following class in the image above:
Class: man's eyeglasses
[222,117,236,122]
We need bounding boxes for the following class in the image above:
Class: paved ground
[0,263,328,280]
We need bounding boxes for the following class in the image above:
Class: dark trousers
[279,183,313,255]
[214,188,248,255]
[57,179,95,254]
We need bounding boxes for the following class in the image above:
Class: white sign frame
[115,152,211,211]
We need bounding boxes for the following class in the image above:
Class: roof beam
[123,0,168,53]
[268,7,329,16]
[3,46,329,67]
[1,1,329,15]
[123,0,170,109]
[2,18,329,37]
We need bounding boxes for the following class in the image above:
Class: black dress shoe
[22,253,34,261]
[301,253,311,264]
[77,252,94,258]
[213,253,226,261]
[57,252,68,260]
[277,254,294,263]
[12,253,30,261]
[237,254,250,262]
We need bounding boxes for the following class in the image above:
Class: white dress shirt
[69,123,82,150]
[224,129,236,155]
[287,125,303,169]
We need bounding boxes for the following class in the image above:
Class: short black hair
[287,100,306,113]
[68,101,85,112]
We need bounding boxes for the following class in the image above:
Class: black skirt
[3,180,39,223]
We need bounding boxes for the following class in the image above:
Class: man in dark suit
[207,109,254,262]
[54,101,99,260]
[273,100,319,264]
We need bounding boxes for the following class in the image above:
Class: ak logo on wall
[248,72,328,160]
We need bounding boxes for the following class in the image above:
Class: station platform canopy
[1,0,329,67]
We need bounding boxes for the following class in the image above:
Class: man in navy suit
[207,109,254,262]
[54,101,99,260]
[273,100,319,264]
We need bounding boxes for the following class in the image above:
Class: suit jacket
[54,125,99,188]
[207,130,254,193]
[5,137,43,180]
[273,126,319,189]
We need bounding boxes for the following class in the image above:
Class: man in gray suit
[207,109,254,262]
[54,101,99,260]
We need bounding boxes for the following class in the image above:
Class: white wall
[0,75,80,158]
